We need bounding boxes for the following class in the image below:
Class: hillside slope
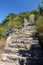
[0,12,31,36]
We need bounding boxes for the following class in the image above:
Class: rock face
[0,14,43,65]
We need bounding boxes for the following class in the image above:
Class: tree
[2,13,16,25]
[31,10,39,20]
[38,0,43,15]
[38,4,43,15]
[42,0,43,3]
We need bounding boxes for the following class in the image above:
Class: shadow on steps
[19,44,43,65]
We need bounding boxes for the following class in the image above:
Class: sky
[0,0,42,22]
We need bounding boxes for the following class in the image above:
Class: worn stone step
[4,48,19,53]
[9,44,26,48]
[4,47,30,53]
[1,53,26,61]
[0,61,15,65]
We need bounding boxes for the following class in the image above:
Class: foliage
[38,4,43,15]
[18,12,31,20]
[31,10,39,20]
[38,0,43,15]
[0,7,43,37]
[2,13,16,25]
[42,0,43,3]
[0,12,31,36]
[36,16,43,29]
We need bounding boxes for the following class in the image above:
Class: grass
[0,37,6,48]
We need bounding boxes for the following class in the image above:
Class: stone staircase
[0,14,43,65]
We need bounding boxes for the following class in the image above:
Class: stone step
[7,34,38,44]
[4,47,29,53]
[1,53,26,61]
[11,38,39,43]
[4,48,19,53]
[30,40,39,44]
[9,44,26,48]
[0,61,15,65]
